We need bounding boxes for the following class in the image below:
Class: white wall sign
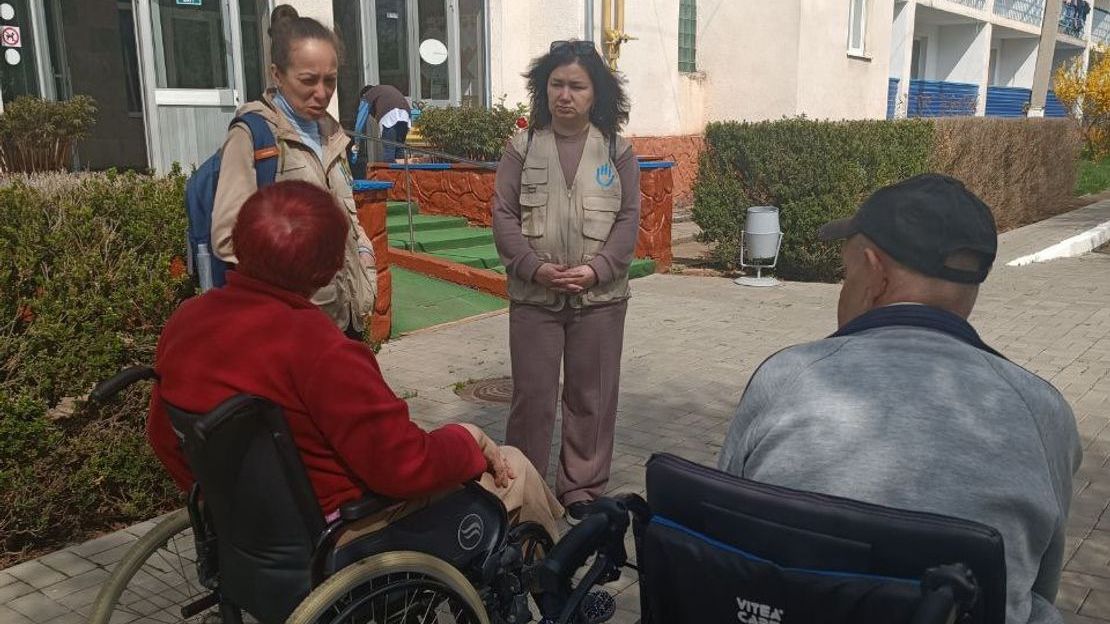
[0,4,14,21]
[5,47,19,65]
[1,25,20,48]
[419,39,448,66]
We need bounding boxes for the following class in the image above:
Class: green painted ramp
[378,200,655,282]
[391,268,507,337]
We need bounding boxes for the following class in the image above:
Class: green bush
[693,118,933,282]
[0,95,98,173]
[693,116,1080,282]
[0,170,190,565]
[417,102,528,162]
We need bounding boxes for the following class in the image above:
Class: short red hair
[232,181,349,294]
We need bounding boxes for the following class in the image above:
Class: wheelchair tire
[287,550,490,624]
[88,508,223,623]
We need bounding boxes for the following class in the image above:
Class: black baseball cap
[817,174,997,284]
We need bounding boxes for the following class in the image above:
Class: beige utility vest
[221,96,377,331]
[508,126,631,310]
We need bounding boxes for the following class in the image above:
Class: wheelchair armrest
[536,497,631,594]
[536,514,609,593]
[89,366,158,403]
[339,492,397,522]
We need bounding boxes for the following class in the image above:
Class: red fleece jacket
[146,272,486,515]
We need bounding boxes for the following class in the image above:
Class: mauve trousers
[506,300,628,505]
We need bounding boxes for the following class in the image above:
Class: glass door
[458,0,486,107]
[0,0,42,107]
[135,0,246,171]
[374,0,411,95]
[363,0,461,106]
[414,0,454,106]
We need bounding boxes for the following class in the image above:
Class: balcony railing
[947,0,988,10]
[887,78,899,119]
[907,80,979,117]
[1059,0,1091,39]
[1093,7,1110,44]
[993,0,1046,25]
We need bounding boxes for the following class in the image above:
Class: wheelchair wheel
[88,508,227,623]
[288,551,489,624]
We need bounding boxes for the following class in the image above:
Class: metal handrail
[344,129,499,170]
[345,129,500,249]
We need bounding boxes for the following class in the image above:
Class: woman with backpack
[211,5,375,339]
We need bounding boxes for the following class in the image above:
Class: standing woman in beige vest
[211,5,376,339]
[491,41,639,519]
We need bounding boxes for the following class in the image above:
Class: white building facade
[888,0,1102,119]
[0,0,1096,173]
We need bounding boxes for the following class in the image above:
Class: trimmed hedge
[693,118,933,282]
[931,118,1080,231]
[693,117,1081,281]
[417,102,528,161]
[0,171,190,565]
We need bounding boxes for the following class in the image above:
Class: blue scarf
[830,304,1004,359]
[273,91,324,163]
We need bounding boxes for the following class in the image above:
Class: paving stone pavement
[4,202,1110,624]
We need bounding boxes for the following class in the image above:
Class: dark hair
[268,4,342,72]
[524,41,629,139]
[232,181,348,295]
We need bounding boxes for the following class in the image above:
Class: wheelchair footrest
[180,591,220,619]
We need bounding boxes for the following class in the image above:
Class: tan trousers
[506,301,628,506]
[338,446,563,545]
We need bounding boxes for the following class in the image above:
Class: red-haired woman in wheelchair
[147,180,563,540]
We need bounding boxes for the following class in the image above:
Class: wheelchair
[88,366,1008,624]
[87,367,591,624]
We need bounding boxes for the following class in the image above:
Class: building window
[910,37,926,79]
[678,0,696,73]
[150,0,229,89]
[459,0,487,107]
[117,3,143,114]
[333,0,365,129]
[239,0,264,103]
[848,0,868,56]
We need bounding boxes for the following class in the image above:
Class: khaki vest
[227,97,377,331]
[507,126,631,310]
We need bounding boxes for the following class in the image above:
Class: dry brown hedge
[931,118,1081,232]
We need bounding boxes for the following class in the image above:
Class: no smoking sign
[1,25,21,48]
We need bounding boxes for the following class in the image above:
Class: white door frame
[28,0,55,100]
[133,0,245,171]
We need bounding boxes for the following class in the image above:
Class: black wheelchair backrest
[166,395,325,624]
[638,453,1006,624]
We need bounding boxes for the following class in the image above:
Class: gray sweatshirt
[719,325,1082,624]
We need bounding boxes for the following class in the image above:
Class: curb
[1006,219,1110,266]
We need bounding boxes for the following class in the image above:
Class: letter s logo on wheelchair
[457,513,485,551]
[736,597,784,624]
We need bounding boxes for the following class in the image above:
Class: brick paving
[3,202,1110,624]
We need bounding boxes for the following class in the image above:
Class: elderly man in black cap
[719,174,1081,624]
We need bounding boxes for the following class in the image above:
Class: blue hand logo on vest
[595,163,616,189]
